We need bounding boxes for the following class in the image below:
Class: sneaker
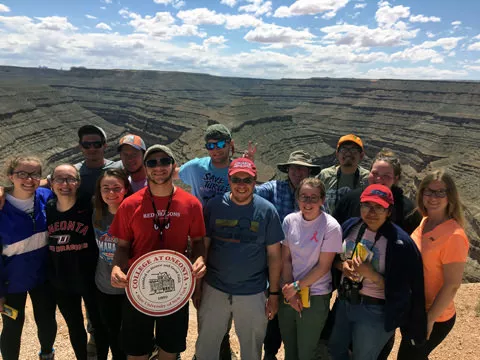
[39,349,55,360]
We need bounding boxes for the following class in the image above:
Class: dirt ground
[3,283,479,359]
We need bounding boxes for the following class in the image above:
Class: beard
[148,167,174,185]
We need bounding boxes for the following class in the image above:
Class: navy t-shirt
[204,193,284,295]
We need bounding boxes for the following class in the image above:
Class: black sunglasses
[80,141,104,149]
[145,158,174,168]
[230,176,255,184]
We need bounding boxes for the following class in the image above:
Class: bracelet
[269,290,280,296]
[293,280,301,292]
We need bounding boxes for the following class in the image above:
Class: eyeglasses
[52,177,79,185]
[145,158,174,168]
[370,171,394,182]
[205,140,229,150]
[230,176,255,184]
[101,187,125,194]
[80,141,104,149]
[12,171,42,180]
[298,195,321,203]
[338,146,361,154]
[360,203,388,215]
[423,188,447,198]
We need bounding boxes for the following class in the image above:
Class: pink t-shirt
[342,224,388,299]
[282,211,343,295]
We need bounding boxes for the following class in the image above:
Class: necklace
[149,186,174,244]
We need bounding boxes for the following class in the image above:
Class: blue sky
[0,0,479,79]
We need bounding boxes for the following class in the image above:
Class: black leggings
[0,282,57,360]
[397,314,456,360]
[96,289,126,360]
[55,287,109,360]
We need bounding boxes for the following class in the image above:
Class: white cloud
[419,37,463,51]
[153,0,185,8]
[239,0,273,17]
[85,14,97,20]
[375,2,410,28]
[475,34,480,40]
[35,16,78,31]
[390,46,443,63]
[100,6,106,10]
[320,23,418,48]
[220,0,237,7]
[244,23,315,45]
[273,0,349,19]
[177,8,225,25]
[322,11,337,20]
[103,0,113,4]
[0,4,10,12]
[224,14,263,30]
[468,42,480,51]
[464,65,480,72]
[190,35,228,51]
[409,14,441,23]
[426,31,435,38]
[364,66,468,79]
[451,20,461,26]
[96,22,112,31]
[354,3,367,9]
[119,8,130,18]
[124,11,207,39]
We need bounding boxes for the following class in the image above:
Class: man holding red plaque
[109,145,207,360]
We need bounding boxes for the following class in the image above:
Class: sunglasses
[80,141,104,149]
[423,188,447,198]
[52,177,79,185]
[145,158,174,168]
[13,171,42,180]
[230,177,254,184]
[205,140,229,150]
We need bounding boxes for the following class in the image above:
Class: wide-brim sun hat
[277,150,321,175]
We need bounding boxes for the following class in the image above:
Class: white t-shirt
[342,225,388,299]
[6,194,34,214]
[282,211,343,295]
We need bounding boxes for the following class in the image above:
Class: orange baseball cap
[337,134,364,151]
[118,134,146,152]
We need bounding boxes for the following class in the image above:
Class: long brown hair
[94,169,132,228]
[416,169,465,228]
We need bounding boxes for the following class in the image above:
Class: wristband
[293,280,301,292]
[268,289,280,296]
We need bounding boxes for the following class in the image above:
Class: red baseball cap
[228,158,257,177]
[360,184,394,208]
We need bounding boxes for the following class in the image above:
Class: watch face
[126,250,195,316]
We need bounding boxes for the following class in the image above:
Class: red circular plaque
[126,250,195,316]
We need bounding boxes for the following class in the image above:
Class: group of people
[0,123,469,360]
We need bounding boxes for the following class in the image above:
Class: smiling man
[109,145,206,360]
[318,134,369,214]
[117,134,148,192]
[195,158,283,360]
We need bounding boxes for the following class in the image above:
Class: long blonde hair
[416,169,465,228]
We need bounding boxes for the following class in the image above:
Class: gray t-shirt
[93,210,124,295]
[318,165,369,214]
[74,159,123,199]
[204,193,284,295]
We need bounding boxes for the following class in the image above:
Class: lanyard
[349,223,381,260]
[149,186,174,243]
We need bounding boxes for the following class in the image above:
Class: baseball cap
[144,145,176,164]
[228,158,256,177]
[204,124,232,142]
[337,134,364,151]
[360,184,394,208]
[118,134,146,152]
[78,125,107,142]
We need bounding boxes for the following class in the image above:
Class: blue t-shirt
[179,157,229,207]
[204,193,284,295]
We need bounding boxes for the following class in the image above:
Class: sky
[0,0,479,80]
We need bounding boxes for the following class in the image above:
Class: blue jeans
[329,299,394,360]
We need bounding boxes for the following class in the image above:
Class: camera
[341,277,363,305]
